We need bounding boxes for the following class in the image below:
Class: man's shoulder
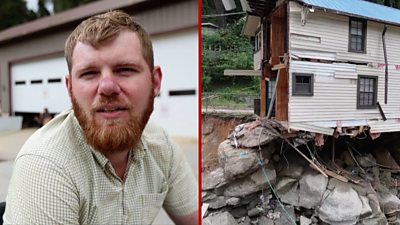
[142,122,168,141]
[17,110,83,166]
[141,122,177,161]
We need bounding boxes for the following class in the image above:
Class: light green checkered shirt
[4,110,198,225]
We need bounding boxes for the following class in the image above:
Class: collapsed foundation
[202,116,400,225]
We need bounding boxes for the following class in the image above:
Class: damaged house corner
[202,0,400,224]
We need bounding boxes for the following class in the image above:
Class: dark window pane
[48,78,62,83]
[293,74,313,95]
[296,84,309,93]
[31,80,42,84]
[351,27,357,35]
[356,38,362,51]
[367,93,373,105]
[349,19,365,52]
[358,77,376,107]
[369,79,374,92]
[169,89,196,96]
[15,81,25,85]
[360,94,365,105]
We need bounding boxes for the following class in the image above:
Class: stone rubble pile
[202,119,400,225]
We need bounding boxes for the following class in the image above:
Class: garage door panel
[11,57,70,113]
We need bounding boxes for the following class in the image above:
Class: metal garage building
[0,0,198,138]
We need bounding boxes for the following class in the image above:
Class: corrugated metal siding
[300,0,400,26]
[288,2,400,125]
[136,0,197,34]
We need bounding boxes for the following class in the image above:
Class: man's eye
[117,68,135,74]
[80,71,97,77]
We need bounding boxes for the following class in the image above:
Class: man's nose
[98,73,121,96]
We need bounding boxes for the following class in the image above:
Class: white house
[242,0,400,135]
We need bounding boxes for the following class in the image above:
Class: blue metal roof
[300,0,400,26]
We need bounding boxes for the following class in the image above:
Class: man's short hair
[65,10,154,72]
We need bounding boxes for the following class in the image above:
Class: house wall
[287,1,400,124]
[252,24,262,70]
[254,49,262,70]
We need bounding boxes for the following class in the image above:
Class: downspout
[382,25,388,104]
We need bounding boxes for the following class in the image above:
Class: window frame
[357,75,378,109]
[348,17,367,53]
[254,28,262,53]
[292,73,314,96]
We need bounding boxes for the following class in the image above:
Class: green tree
[202,0,245,26]
[0,0,37,30]
[0,0,99,31]
[202,17,254,91]
[367,0,400,8]
[52,0,98,13]
[37,0,50,17]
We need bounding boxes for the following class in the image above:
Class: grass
[202,79,260,109]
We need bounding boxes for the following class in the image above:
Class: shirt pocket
[140,190,168,225]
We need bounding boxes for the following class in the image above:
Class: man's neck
[104,150,130,180]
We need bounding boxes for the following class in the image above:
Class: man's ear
[65,75,72,97]
[152,66,162,96]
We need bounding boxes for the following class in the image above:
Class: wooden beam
[271,63,286,71]
[275,67,288,121]
[270,4,286,66]
[224,69,261,76]
[260,65,267,117]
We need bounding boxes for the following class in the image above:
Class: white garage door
[151,29,198,138]
[11,29,198,138]
[11,56,71,114]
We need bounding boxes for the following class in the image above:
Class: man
[3,11,198,225]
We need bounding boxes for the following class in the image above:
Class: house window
[292,73,314,96]
[357,75,377,109]
[349,18,366,53]
[255,30,262,52]
[268,79,276,98]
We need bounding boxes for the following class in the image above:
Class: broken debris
[202,118,400,225]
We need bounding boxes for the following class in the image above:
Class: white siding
[254,50,262,70]
[253,26,263,70]
[288,1,400,125]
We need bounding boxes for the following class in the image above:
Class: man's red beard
[71,89,154,155]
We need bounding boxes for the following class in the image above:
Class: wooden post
[260,66,267,117]
[275,67,288,121]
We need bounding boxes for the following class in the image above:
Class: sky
[26,0,38,11]
[25,0,53,13]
